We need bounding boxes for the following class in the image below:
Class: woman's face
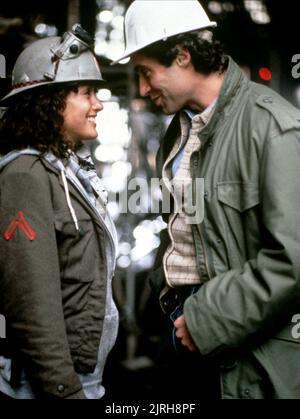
[62,85,103,145]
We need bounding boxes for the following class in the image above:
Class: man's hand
[174,314,198,352]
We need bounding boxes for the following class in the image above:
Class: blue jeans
[169,286,199,354]
[170,303,185,354]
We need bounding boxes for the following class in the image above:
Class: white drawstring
[61,169,80,232]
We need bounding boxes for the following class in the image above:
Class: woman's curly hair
[139,30,227,75]
[0,85,79,158]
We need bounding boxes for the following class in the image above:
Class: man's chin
[161,103,180,115]
[162,108,176,116]
[159,104,171,115]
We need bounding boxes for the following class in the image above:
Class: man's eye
[138,68,150,79]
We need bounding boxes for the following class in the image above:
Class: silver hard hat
[0,24,104,105]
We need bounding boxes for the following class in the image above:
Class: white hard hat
[0,24,104,105]
[112,0,217,64]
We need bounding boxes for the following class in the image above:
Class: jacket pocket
[216,182,260,267]
[217,182,259,212]
[54,210,100,283]
[252,323,300,399]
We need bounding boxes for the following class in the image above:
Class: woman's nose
[92,95,104,112]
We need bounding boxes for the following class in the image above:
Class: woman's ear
[175,46,192,68]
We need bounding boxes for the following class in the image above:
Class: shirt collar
[182,97,218,125]
[183,108,196,120]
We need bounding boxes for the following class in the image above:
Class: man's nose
[139,77,151,97]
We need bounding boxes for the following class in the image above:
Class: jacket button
[263,97,273,103]
[244,389,251,397]
[57,384,65,393]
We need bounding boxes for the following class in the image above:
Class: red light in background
[259,67,272,81]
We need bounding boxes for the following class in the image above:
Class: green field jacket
[0,155,111,398]
[153,57,300,399]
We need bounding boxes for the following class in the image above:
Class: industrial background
[1,0,299,401]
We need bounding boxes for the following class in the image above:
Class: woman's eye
[81,87,98,97]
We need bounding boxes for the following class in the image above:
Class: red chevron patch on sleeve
[4,211,36,241]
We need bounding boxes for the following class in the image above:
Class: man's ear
[175,46,191,68]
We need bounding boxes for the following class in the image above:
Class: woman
[0,25,119,399]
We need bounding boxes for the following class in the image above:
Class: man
[114,0,300,399]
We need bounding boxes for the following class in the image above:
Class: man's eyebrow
[134,65,147,74]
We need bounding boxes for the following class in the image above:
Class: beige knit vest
[162,103,215,288]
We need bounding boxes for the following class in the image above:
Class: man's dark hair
[139,30,227,75]
[0,85,80,159]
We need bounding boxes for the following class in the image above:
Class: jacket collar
[40,157,106,230]
[203,56,248,140]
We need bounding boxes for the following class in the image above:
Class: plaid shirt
[162,101,216,288]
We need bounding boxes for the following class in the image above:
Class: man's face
[132,53,191,115]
